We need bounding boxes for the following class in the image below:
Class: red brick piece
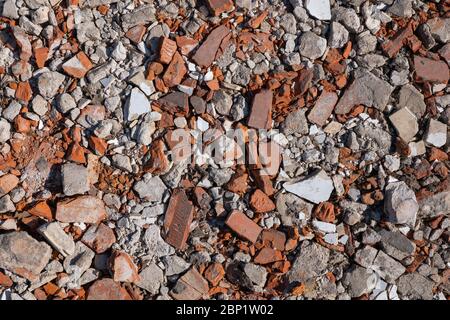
[204,263,225,286]
[247,89,273,130]
[0,174,19,195]
[254,247,283,265]
[250,189,275,213]
[87,278,132,300]
[125,25,146,44]
[261,229,286,250]
[81,223,116,254]
[62,51,93,79]
[414,55,449,84]
[192,25,231,68]
[225,210,262,243]
[56,196,107,224]
[28,201,53,221]
[170,267,209,300]
[381,22,413,58]
[163,188,194,250]
[163,51,187,87]
[307,91,338,127]
[110,251,140,283]
[159,37,177,64]
[206,0,234,16]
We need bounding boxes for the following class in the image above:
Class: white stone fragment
[125,88,150,121]
[324,233,339,245]
[284,169,334,204]
[312,220,337,233]
[305,0,331,20]
[424,119,447,147]
[197,117,209,132]
[38,222,75,257]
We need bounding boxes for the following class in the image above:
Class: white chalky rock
[284,169,334,204]
[424,119,447,147]
[125,88,150,121]
[313,220,337,233]
[305,0,331,20]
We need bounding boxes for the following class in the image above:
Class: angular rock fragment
[81,224,116,254]
[335,71,393,114]
[282,108,308,135]
[136,263,164,294]
[163,188,194,250]
[0,232,52,280]
[389,107,418,143]
[163,51,187,87]
[397,273,435,300]
[0,174,19,196]
[56,196,107,224]
[298,31,327,60]
[284,170,334,204]
[133,175,167,203]
[307,91,338,127]
[125,88,150,121]
[397,84,426,118]
[342,266,377,298]
[287,241,329,284]
[424,119,447,148]
[305,0,331,20]
[170,267,209,300]
[37,71,65,99]
[206,0,234,16]
[372,250,406,284]
[384,181,418,227]
[379,229,415,261]
[62,163,90,196]
[38,222,75,257]
[121,5,156,30]
[225,210,262,243]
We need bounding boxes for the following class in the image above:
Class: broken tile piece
[163,51,187,87]
[225,210,262,243]
[284,170,334,204]
[206,0,234,16]
[163,188,194,250]
[87,278,132,300]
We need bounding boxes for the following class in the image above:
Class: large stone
[1,0,19,19]
[397,84,426,118]
[335,71,393,114]
[0,119,11,143]
[192,25,231,68]
[418,191,450,219]
[329,22,349,49]
[342,265,377,298]
[133,175,167,202]
[282,108,308,135]
[56,196,107,224]
[0,231,52,280]
[286,241,330,284]
[284,170,334,204]
[384,181,418,227]
[37,71,65,98]
[38,222,75,257]
[61,163,90,196]
[298,32,327,60]
[372,250,405,284]
[397,273,435,300]
[121,5,156,30]
[136,263,164,294]
[389,107,418,143]
[64,241,95,274]
[379,229,415,261]
[414,55,449,84]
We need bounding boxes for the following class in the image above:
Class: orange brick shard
[159,37,177,64]
[225,210,262,243]
[162,51,187,87]
[62,51,93,79]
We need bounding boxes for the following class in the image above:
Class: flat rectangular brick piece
[164,188,194,250]
[225,210,262,243]
[247,89,273,130]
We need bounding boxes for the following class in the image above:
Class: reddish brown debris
[28,201,53,221]
[81,223,116,254]
[87,278,132,300]
[206,0,234,16]
[159,37,177,65]
[225,210,262,243]
[163,188,194,250]
[162,51,187,87]
[204,263,225,286]
[62,51,93,79]
[0,173,19,195]
[414,55,449,84]
[247,89,273,130]
[261,229,286,251]
[170,267,209,300]
[192,25,231,68]
[254,247,283,265]
[249,189,275,213]
[56,196,107,224]
[110,251,140,283]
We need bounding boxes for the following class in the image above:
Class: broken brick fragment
[170,267,209,300]
[414,55,449,84]
[87,278,132,300]
[249,189,275,213]
[56,195,107,224]
[206,0,234,16]
[163,188,194,250]
[261,229,286,251]
[254,247,283,265]
[192,25,231,68]
[162,51,187,87]
[62,51,93,79]
[28,201,53,221]
[125,25,146,44]
[15,81,32,103]
[204,263,225,286]
[159,37,177,64]
[0,173,19,195]
[81,223,116,254]
[110,251,140,283]
[225,210,262,243]
[88,135,108,156]
[34,47,49,68]
[247,89,273,130]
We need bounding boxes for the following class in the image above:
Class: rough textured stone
[136,263,164,294]
[342,265,377,298]
[56,196,107,224]
[38,222,75,257]
[389,107,418,143]
[87,278,132,300]
[307,91,338,127]
[298,32,327,60]
[0,232,52,280]
[62,163,90,196]
[397,273,435,300]
[287,241,330,284]
[284,170,334,204]
[384,181,418,227]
